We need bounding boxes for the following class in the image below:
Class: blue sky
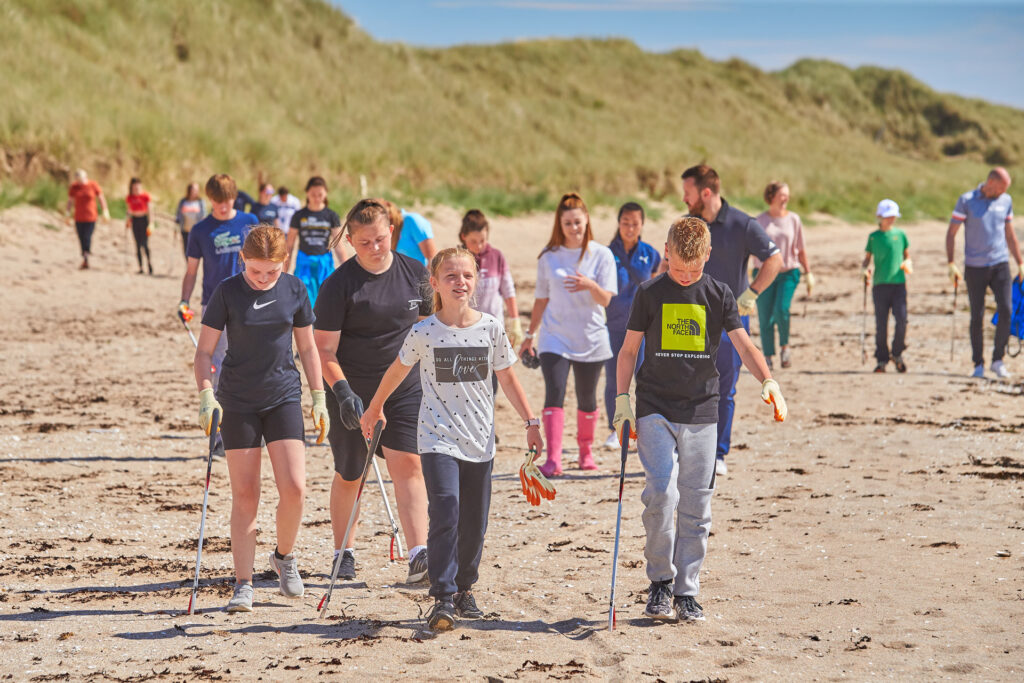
[333,0,1024,109]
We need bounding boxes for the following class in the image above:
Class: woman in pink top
[753,182,814,369]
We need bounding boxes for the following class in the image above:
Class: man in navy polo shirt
[946,167,1021,379]
[681,165,781,476]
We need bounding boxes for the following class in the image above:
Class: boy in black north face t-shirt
[612,216,788,624]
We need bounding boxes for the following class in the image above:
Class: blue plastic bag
[991,276,1024,357]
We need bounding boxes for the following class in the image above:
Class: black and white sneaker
[454,590,484,619]
[892,355,907,373]
[644,580,676,621]
[426,597,456,632]
[406,548,428,584]
[331,550,356,580]
[673,595,705,622]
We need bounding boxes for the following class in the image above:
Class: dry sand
[1,204,1022,681]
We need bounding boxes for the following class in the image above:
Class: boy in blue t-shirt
[178,173,259,435]
[613,215,787,623]
[862,199,912,373]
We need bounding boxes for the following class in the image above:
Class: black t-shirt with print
[627,273,742,424]
[202,272,315,413]
[291,207,341,256]
[313,253,431,396]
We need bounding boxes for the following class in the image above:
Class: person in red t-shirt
[65,169,110,270]
[125,177,154,275]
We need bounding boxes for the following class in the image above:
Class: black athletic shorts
[326,380,420,481]
[220,401,305,450]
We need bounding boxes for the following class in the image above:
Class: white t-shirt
[270,194,302,235]
[535,243,617,362]
[399,312,516,462]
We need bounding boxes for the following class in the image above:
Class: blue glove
[332,380,364,431]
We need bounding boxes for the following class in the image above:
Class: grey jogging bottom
[636,414,716,597]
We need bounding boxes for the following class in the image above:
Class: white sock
[409,545,426,562]
[333,548,355,558]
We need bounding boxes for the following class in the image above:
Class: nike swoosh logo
[253,300,276,310]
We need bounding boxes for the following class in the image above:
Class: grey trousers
[636,414,716,597]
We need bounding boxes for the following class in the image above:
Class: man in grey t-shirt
[945,167,1021,379]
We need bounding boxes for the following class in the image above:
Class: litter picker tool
[608,419,631,631]
[178,308,199,349]
[860,276,868,365]
[370,458,405,561]
[187,408,220,615]
[178,308,215,374]
[950,277,959,361]
[318,420,384,619]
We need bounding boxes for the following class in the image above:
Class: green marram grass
[0,0,1021,222]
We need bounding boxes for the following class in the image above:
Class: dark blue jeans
[715,316,749,458]
[965,262,1012,365]
[872,284,907,364]
[421,453,493,598]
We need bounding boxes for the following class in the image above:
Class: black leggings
[131,215,151,269]
[539,353,602,411]
[75,221,95,255]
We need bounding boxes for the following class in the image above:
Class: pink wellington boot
[539,407,564,477]
[577,409,599,470]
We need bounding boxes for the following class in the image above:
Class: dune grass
[0,0,1021,223]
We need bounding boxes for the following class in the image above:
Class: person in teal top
[862,199,912,373]
[386,201,438,266]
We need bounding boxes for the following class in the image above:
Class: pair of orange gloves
[519,449,556,506]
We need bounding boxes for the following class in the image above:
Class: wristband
[524,418,541,429]
[524,331,535,340]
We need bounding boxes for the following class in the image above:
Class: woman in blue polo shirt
[603,202,660,449]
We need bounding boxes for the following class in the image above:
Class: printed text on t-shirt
[661,303,706,352]
[434,347,489,383]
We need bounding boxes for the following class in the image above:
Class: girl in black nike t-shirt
[196,225,330,612]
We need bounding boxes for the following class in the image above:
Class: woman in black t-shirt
[313,198,431,585]
[196,225,330,613]
[285,176,348,306]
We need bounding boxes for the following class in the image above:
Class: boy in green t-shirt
[862,199,912,373]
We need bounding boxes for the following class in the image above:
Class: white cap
[876,199,901,218]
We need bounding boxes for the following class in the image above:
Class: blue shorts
[294,251,335,306]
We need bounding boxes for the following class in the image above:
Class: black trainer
[892,355,907,373]
[406,549,428,584]
[332,550,355,580]
[873,362,886,373]
[673,595,705,622]
[454,590,484,619]
[644,580,676,621]
[426,597,456,632]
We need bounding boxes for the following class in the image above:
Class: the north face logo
[667,318,701,336]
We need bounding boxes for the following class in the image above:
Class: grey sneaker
[673,595,705,622]
[406,548,428,584]
[644,580,676,621]
[332,550,356,580]
[269,551,304,598]
[780,347,792,368]
[226,582,254,613]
